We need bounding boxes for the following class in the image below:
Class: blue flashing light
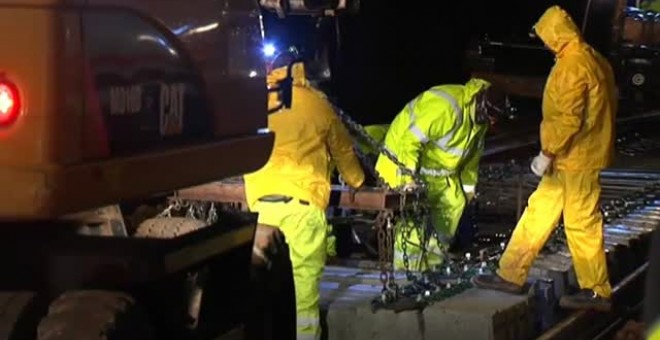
[263,43,277,57]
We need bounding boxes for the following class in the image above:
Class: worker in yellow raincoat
[473,6,617,312]
[374,78,506,272]
[244,57,365,340]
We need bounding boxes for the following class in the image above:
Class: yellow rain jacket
[535,6,617,170]
[244,63,365,210]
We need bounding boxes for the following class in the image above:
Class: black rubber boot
[471,274,524,294]
[559,289,612,312]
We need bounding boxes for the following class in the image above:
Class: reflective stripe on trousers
[251,200,325,340]
[297,317,320,340]
[406,88,466,157]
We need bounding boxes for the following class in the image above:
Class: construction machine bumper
[0,211,256,291]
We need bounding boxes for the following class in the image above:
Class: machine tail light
[0,80,21,127]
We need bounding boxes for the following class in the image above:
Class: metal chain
[375,211,389,293]
[331,104,426,189]
[385,213,395,285]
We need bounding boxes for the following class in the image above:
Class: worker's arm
[540,59,587,157]
[394,125,425,185]
[327,112,365,189]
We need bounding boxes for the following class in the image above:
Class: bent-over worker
[473,5,617,312]
[374,78,506,271]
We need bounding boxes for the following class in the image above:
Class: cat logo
[160,82,185,136]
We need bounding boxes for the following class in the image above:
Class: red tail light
[0,80,21,127]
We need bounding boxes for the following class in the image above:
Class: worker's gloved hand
[530,151,553,177]
[402,182,420,192]
[463,185,476,201]
[349,184,363,203]
[252,224,285,268]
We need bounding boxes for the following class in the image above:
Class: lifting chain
[331,104,426,188]
[375,210,396,297]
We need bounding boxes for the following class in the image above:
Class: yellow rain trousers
[498,171,611,297]
[375,79,490,272]
[251,200,327,340]
[326,223,336,257]
[497,6,617,298]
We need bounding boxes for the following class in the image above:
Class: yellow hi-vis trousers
[253,200,327,340]
[498,170,612,298]
[393,220,446,271]
[393,175,466,272]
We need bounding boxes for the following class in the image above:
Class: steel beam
[175,182,406,211]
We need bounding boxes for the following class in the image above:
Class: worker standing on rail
[244,55,365,340]
[374,78,506,271]
[473,5,617,312]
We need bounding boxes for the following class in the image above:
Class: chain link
[375,211,389,291]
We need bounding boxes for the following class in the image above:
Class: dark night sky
[263,0,603,125]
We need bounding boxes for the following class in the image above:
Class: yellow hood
[463,78,491,102]
[267,62,308,87]
[533,6,582,55]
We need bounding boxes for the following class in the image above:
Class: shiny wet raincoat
[244,62,365,340]
[497,6,617,298]
[375,79,491,271]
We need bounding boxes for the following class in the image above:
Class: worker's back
[245,66,363,210]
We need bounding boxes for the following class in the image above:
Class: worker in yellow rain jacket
[374,78,506,272]
[473,6,617,312]
[244,59,365,340]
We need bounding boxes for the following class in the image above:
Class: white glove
[402,182,420,192]
[530,151,552,177]
[463,185,476,201]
